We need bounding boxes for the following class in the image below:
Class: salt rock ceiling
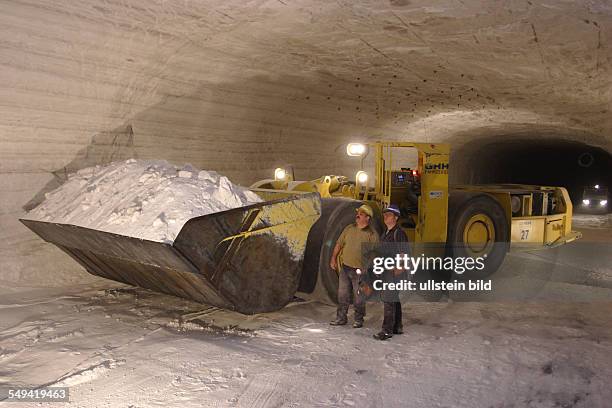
[1,0,611,283]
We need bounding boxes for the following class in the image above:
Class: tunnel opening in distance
[452,137,612,208]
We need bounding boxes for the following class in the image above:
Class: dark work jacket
[381,224,409,244]
[379,224,410,302]
[380,224,410,261]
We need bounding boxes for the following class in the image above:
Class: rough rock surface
[1,0,611,283]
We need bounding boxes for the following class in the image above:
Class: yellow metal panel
[511,217,545,244]
[556,187,574,235]
[544,215,565,245]
[417,151,449,243]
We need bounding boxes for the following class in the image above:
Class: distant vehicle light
[347,143,367,157]
[356,171,368,184]
[595,184,600,189]
[582,199,590,205]
[412,169,418,176]
[601,200,608,206]
[274,168,287,180]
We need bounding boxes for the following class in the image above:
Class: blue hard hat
[382,204,401,216]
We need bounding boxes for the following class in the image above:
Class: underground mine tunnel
[453,137,612,204]
[1,1,612,407]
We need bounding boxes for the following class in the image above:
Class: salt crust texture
[25,159,262,243]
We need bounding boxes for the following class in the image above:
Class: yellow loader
[252,142,582,304]
[21,142,581,313]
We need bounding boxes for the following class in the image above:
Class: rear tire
[446,193,509,279]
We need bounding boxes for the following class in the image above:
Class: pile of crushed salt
[25,159,262,243]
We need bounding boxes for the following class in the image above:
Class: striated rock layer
[1,0,611,284]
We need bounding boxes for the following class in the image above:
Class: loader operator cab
[345,142,450,245]
[262,142,451,245]
[383,168,420,228]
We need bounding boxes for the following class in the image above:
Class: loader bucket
[20,191,321,314]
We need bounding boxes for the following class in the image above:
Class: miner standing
[329,204,379,328]
[373,204,409,340]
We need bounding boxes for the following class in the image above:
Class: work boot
[330,319,347,326]
[373,331,393,341]
[352,321,363,328]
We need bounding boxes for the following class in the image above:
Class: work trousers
[336,265,366,323]
[382,301,403,334]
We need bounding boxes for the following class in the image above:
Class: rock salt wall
[2,1,611,285]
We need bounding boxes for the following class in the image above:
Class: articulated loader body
[253,142,582,304]
[21,141,581,313]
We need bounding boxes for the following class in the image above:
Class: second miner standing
[373,204,409,341]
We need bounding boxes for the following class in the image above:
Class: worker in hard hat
[329,204,379,328]
[373,204,409,341]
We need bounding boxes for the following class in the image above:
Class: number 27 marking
[520,229,529,240]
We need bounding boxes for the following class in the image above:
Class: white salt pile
[25,159,262,243]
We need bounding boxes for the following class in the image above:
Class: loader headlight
[356,171,368,184]
[274,168,287,181]
[601,200,608,206]
[347,143,367,157]
[582,199,590,205]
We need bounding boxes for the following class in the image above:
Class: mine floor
[1,214,611,407]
